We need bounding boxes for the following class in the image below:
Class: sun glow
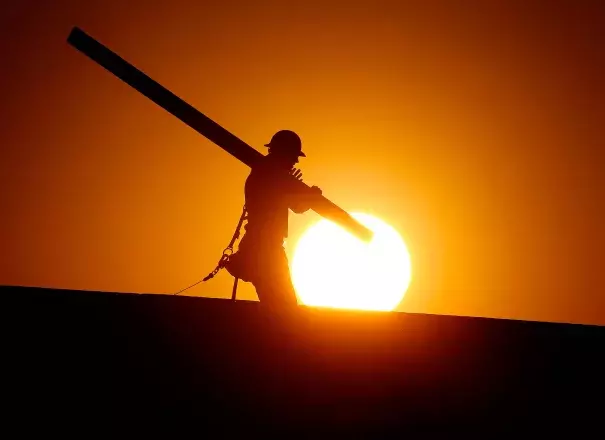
[291,213,412,311]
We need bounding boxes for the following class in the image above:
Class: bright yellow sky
[1,0,604,325]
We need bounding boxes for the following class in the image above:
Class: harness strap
[202,205,248,301]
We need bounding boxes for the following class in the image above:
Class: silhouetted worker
[226,130,321,309]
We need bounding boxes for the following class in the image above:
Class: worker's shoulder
[248,160,286,181]
[246,163,274,187]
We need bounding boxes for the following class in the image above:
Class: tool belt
[203,205,286,285]
[224,233,285,283]
[223,250,253,282]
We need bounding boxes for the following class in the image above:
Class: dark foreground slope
[1,285,603,436]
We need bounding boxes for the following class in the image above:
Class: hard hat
[264,130,306,157]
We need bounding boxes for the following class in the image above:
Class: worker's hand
[310,185,322,196]
[290,168,303,181]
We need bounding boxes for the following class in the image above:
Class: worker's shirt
[243,156,309,246]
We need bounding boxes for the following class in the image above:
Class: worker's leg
[253,247,298,308]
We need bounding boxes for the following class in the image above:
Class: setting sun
[291,213,412,311]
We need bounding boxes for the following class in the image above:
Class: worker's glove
[290,168,303,181]
[290,168,322,196]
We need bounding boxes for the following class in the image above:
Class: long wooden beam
[66,27,373,242]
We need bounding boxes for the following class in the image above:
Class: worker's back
[244,155,291,244]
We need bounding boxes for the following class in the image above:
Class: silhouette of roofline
[1,284,602,435]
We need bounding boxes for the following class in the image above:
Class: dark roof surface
[1,284,603,436]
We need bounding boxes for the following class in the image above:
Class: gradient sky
[1,0,604,325]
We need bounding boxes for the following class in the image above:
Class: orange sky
[1,0,604,325]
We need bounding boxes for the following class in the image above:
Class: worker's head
[265,130,306,169]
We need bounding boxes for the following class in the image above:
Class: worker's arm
[287,168,322,213]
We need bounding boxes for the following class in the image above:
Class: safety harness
[203,205,248,299]
[173,205,247,299]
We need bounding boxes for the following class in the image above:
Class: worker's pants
[226,235,299,309]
